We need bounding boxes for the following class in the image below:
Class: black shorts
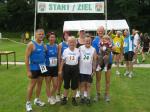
[124,51,134,61]
[113,52,120,55]
[80,74,92,83]
[31,70,43,79]
[47,66,58,77]
[142,47,149,53]
[63,64,79,90]
[100,63,112,71]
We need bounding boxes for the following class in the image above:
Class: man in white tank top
[79,36,97,105]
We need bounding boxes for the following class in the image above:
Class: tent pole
[104,0,107,35]
[34,0,37,40]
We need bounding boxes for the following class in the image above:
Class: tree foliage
[0,0,149,32]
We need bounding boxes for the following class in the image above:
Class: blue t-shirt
[30,41,45,70]
[123,35,134,53]
[45,43,58,66]
[92,36,113,64]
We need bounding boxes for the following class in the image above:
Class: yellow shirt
[113,36,123,53]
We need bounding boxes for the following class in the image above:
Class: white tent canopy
[63,20,129,32]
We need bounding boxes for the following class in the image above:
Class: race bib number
[66,55,77,65]
[49,57,57,67]
[82,54,91,63]
[39,64,47,73]
[115,42,121,48]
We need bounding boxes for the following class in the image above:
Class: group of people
[25,26,148,112]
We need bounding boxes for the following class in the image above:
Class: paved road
[0,62,150,68]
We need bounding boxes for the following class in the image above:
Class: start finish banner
[37,2,104,13]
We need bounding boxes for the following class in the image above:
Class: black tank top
[76,39,84,48]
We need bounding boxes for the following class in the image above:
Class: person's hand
[27,71,32,78]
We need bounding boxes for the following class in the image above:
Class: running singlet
[113,36,123,53]
[123,35,134,53]
[61,41,68,54]
[79,45,95,75]
[62,48,80,65]
[30,41,45,70]
[45,44,58,67]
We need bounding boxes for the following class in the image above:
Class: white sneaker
[96,65,101,71]
[104,66,107,72]
[124,71,129,76]
[76,91,80,98]
[26,101,32,112]
[56,94,61,102]
[116,71,120,75]
[34,98,45,106]
[128,72,133,78]
[49,96,56,105]
[105,95,110,102]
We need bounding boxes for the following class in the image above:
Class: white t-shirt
[79,45,95,75]
[62,48,80,65]
[133,33,140,46]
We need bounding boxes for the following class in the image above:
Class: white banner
[37,2,104,13]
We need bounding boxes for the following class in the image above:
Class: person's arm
[58,43,62,69]
[25,42,34,78]
[92,50,97,75]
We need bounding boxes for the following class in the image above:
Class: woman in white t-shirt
[79,36,97,105]
[59,36,80,106]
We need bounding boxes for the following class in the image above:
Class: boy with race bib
[79,36,97,105]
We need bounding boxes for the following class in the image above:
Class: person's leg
[105,69,111,102]
[34,76,45,106]
[57,73,63,95]
[35,76,44,98]
[115,54,121,75]
[94,71,101,101]
[51,76,58,96]
[45,76,51,98]
[26,78,37,111]
[27,79,38,101]
[80,82,85,99]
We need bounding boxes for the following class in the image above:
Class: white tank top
[79,45,95,75]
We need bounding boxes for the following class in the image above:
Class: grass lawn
[0,65,150,112]
[0,38,150,64]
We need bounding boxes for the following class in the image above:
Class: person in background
[141,33,150,62]
[25,29,46,112]
[123,30,134,78]
[132,29,140,64]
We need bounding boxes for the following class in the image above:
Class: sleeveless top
[29,40,45,70]
[45,43,58,67]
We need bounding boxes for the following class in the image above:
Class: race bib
[39,64,48,73]
[66,55,77,65]
[82,54,91,63]
[115,42,121,48]
[49,57,57,67]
